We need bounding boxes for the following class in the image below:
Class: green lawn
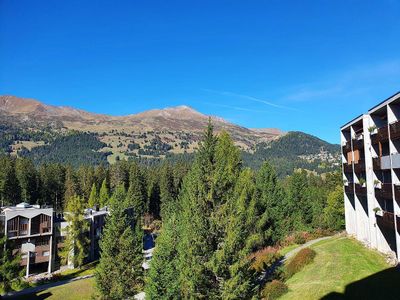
[280,236,400,300]
[13,278,95,300]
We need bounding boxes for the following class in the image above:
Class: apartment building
[0,203,110,276]
[341,91,400,259]
[0,203,53,277]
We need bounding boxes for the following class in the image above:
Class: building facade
[341,91,400,259]
[0,203,110,276]
[0,203,54,277]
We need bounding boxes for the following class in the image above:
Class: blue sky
[1,0,400,143]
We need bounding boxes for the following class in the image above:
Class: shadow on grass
[7,292,52,300]
[321,267,400,300]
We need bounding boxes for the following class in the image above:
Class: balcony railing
[344,185,353,195]
[372,156,391,170]
[355,184,367,196]
[343,163,353,173]
[373,157,381,170]
[342,141,351,153]
[376,211,395,230]
[375,183,393,200]
[371,125,389,144]
[353,161,365,173]
[390,121,400,141]
[352,136,364,150]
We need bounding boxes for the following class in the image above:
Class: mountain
[0,95,340,174]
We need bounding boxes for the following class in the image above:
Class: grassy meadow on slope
[281,237,400,300]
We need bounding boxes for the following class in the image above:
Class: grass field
[280,236,400,300]
[12,278,95,300]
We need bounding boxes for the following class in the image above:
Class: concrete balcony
[375,183,393,200]
[390,121,400,141]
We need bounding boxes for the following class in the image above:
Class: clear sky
[1,0,400,143]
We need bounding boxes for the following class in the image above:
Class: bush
[261,280,288,300]
[284,248,316,279]
[249,247,280,272]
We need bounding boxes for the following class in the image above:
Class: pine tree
[145,215,180,299]
[0,236,23,293]
[60,195,89,268]
[64,166,79,208]
[255,161,285,242]
[0,156,20,206]
[159,162,176,219]
[96,184,143,299]
[88,183,99,208]
[213,169,260,299]
[126,162,147,219]
[99,179,109,207]
[15,158,38,204]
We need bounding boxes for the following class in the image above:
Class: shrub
[249,247,280,272]
[285,248,316,279]
[261,280,288,300]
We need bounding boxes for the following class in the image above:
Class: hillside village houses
[0,202,153,278]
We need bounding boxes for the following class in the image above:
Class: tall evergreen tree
[145,215,180,299]
[96,185,143,299]
[88,183,99,208]
[99,179,109,207]
[15,158,38,204]
[0,156,20,206]
[159,162,176,219]
[60,195,89,268]
[64,166,79,208]
[126,162,147,219]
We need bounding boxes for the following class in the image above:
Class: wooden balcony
[376,211,395,230]
[344,185,353,195]
[343,163,353,173]
[353,161,365,173]
[375,183,393,200]
[342,141,351,153]
[390,121,400,141]
[352,137,364,150]
[355,184,367,196]
[371,126,389,144]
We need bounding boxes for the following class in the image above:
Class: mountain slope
[0,95,339,174]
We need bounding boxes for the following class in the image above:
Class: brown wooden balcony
[373,157,381,170]
[376,211,395,230]
[344,185,353,195]
[371,126,389,144]
[353,161,365,173]
[352,137,364,150]
[343,163,353,173]
[390,121,400,141]
[342,141,351,153]
[375,183,393,200]
[355,184,367,196]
